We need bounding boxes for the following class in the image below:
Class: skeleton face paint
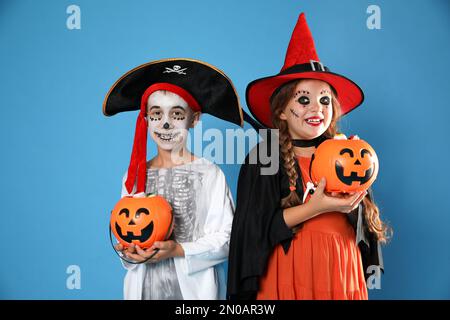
[147,90,194,151]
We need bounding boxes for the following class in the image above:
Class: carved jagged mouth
[115,221,154,243]
[154,131,181,142]
[335,161,374,186]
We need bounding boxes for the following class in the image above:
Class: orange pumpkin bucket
[310,139,379,193]
[110,195,173,249]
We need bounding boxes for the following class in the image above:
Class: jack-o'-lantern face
[335,147,374,186]
[114,207,154,243]
[310,139,379,193]
[110,195,173,249]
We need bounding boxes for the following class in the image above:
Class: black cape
[227,137,383,300]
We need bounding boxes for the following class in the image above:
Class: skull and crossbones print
[163,65,187,75]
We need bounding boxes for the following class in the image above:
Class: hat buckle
[309,60,325,72]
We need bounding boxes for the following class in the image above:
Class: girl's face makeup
[147,90,196,150]
[280,79,334,140]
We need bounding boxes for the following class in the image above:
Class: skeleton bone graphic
[163,65,188,75]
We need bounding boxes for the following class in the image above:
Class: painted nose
[163,122,170,129]
[310,101,323,112]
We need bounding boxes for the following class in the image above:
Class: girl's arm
[283,177,367,228]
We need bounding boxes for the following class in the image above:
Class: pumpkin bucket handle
[108,221,159,265]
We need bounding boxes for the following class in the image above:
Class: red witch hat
[246,13,364,128]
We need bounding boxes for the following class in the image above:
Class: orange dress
[256,156,368,300]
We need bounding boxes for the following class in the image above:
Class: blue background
[0,0,449,299]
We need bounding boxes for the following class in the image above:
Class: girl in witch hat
[104,58,243,300]
[227,13,390,300]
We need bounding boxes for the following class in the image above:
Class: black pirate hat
[103,58,243,125]
[103,58,243,194]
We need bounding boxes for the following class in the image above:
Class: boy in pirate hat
[227,13,388,300]
[104,58,243,300]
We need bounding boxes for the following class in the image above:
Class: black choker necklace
[292,136,327,148]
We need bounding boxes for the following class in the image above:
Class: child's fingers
[114,243,123,251]
[328,192,354,202]
[148,251,162,263]
[348,191,367,211]
[330,192,355,198]
[135,245,150,257]
[145,247,159,254]
[345,192,362,208]
[152,242,161,249]
[125,252,145,262]
[329,192,360,211]
[127,244,136,254]
[315,178,326,194]
[330,191,341,197]
[153,241,171,250]
[135,245,158,258]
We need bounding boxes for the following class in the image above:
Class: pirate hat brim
[246,63,364,128]
[103,58,244,127]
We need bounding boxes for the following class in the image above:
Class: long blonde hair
[270,79,390,243]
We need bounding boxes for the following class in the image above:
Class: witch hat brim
[246,66,364,128]
[246,13,364,128]
[103,58,244,127]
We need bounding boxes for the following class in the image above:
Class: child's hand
[120,243,155,263]
[114,243,138,260]
[148,241,185,263]
[114,243,127,254]
[309,178,367,214]
[123,241,185,263]
[114,243,142,263]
